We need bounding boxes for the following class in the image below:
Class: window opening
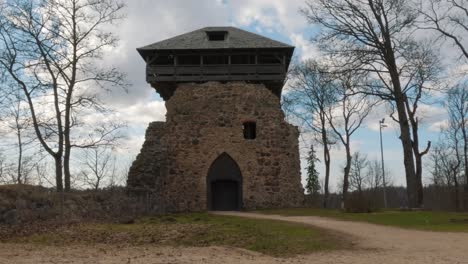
[231,55,256,64]
[206,31,228,41]
[258,54,282,64]
[177,55,201,65]
[153,55,174,65]
[243,121,256,139]
[203,55,228,65]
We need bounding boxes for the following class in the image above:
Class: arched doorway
[207,153,242,211]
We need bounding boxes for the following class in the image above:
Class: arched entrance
[207,153,242,211]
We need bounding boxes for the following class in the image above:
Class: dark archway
[207,153,242,211]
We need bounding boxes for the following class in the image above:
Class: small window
[243,122,256,140]
[206,31,227,41]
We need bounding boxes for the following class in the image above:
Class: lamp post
[379,118,388,209]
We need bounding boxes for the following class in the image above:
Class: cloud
[428,120,448,132]
[113,100,167,127]
[289,33,320,60]
[365,103,400,132]
[228,0,307,34]
[418,104,447,128]
[364,101,447,135]
[101,0,231,107]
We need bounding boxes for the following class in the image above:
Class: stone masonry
[128,81,304,212]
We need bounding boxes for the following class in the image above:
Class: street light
[379,118,388,209]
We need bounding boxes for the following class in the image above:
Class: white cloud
[113,100,166,127]
[428,120,449,132]
[365,103,399,132]
[418,104,447,127]
[289,33,320,60]
[228,0,307,34]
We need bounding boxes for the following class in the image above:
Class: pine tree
[306,144,321,195]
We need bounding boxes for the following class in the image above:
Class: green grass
[12,213,352,257]
[258,208,468,232]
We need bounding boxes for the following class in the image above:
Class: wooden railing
[146,64,285,82]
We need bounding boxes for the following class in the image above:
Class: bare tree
[10,99,26,184]
[0,0,126,191]
[419,0,468,61]
[349,151,370,196]
[301,0,437,207]
[429,144,443,185]
[446,82,468,187]
[398,42,440,206]
[0,152,7,184]
[109,159,132,188]
[430,103,465,210]
[79,147,117,190]
[435,82,468,210]
[284,60,337,208]
[430,143,453,186]
[366,159,392,191]
[35,161,54,187]
[441,126,463,211]
[0,83,39,185]
[4,91,36,184]
[326,73,375,208]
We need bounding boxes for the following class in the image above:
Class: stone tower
[128,27,304,212]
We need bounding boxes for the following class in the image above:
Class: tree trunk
[464,185,468,211]
[64,3,77,192]
[414,152,424,207]
[63,70,73,192]
[408,113,425,208]
[379,18,420,208]
[323,138,331,208]
[386,59,419,207]
[322,120,331,208]
[394,92,418,207]
[64,140,71,191]
[462,127,468,210]
[462,126,468,185]
[342,144,351,209]
[55,156,64,192]
[454,172,460,211]
[16,127,23,184]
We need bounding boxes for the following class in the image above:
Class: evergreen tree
[306,144,321,195]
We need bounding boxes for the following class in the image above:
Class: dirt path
[0,212,467,264]
[215,212,468,263]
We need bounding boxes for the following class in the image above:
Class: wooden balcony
[146,64,286,83]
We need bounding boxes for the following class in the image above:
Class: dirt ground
[1,212,467,264]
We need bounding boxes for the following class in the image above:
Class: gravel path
[215,212,468,264]
[0,212,467,264]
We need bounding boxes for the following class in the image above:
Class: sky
[91,0,468,192]
[1,0,464,190]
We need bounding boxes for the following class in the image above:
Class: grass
[258,208,468,232]
[11,213,352,257]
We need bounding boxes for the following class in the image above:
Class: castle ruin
[128,27,304,212]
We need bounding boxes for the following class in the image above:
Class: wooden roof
[137,27,294,52]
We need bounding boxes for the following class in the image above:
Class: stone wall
[128,81,304,212]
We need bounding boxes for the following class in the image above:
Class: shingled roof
[137,27,294,51]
